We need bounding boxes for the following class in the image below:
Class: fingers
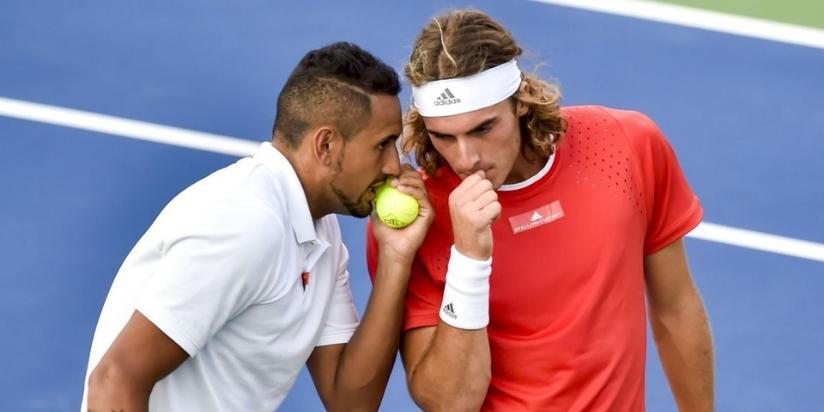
[474,190,499,213]
[389,166,430,208]
[392,164,422,187]
[451,170,485,197]
[395,185,429,208]
[463,190,499,226]
[449,172,497,212]
[462,179,495,206]
[394,174,423,192]
[479,197,502,223]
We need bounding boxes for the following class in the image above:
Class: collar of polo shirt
[254,142,318,245]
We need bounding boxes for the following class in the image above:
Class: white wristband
[440,245,492,330]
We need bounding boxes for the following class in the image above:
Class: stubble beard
[330,148,374,218]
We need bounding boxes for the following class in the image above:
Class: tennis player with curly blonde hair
[368,9,714,411]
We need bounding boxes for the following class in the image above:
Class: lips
[369,177,388,190]
[366,179,385,201]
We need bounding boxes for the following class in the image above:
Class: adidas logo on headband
[434,88,461,106]
[411,60,521,117]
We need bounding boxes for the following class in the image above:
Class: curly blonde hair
[403,9,567,176]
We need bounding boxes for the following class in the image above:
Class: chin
[346,197,374,218]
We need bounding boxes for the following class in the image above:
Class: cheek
[356,149,379,170]
[430,140,456,163]
[360,152,384,178]
[495,125,521,156]
[505,137,522,160]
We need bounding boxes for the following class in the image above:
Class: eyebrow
[428,116,498,138]
[378,134,398,145]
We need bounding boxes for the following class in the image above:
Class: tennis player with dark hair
[367,10,715,411]
[83,41,433,411]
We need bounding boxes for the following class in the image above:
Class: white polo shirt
[82,142,359,411]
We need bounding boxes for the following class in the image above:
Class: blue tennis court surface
[1,1,822,410]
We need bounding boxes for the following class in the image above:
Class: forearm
[405,244,492,410]
[87,363,151,412]
[650,293,715,412]
[330,255,411,410]
[409,325,491,411]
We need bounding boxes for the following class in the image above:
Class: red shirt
[367,106,703,411]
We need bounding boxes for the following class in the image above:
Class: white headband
[411,60,522,117]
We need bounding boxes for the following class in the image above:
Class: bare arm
[401,324,491,411]
[87,311,189,412]
[307,166,433,411]
[397,171,499,411]
[645,238,715,411]
[307,255,416,412]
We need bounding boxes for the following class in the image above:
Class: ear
[515,80,530,117]
[309,126,340,167]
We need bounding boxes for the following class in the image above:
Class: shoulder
[163,193,287,259]
[603,107,660,136]
[563,105,658,132]
[568,105,667,149]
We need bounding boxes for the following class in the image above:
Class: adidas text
[434,97,461,106]
[434,88,461,106]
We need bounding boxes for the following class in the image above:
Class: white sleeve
[136,200,282,356]
[315,218,359,347]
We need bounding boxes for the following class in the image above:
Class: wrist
[453,236,491,260]
[439,245,491,330]
[378,249,415,268]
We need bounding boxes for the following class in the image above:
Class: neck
[273,139,327,220]
[504,147,548,185]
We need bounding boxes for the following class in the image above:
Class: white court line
[0,96,259,157]
[689,223,824,263]
[530,0,824,50]
[1,96,823,263]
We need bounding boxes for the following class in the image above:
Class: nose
[456,137,480,172]
[381,142,402,176]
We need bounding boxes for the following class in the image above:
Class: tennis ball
[375,179,419,228]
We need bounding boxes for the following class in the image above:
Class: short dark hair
[273,42,401,148]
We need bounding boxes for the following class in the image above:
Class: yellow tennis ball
[375,180,419,228]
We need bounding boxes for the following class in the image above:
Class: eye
[473,125,491,135]
[377,137,396,151]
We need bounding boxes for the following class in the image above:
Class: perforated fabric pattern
[564,107,646,219]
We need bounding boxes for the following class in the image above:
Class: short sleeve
[618,110,703,255]
[402,260,444,331]
[366,219,443,332]
[316,223,359,346]
[136,200,281,356]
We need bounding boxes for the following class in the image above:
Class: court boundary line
[0,97,259,157]
[2,96,823,263]
[530,0,824,50]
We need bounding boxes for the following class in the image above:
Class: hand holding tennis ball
[375,178,420,228]
[370,166,432,264]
